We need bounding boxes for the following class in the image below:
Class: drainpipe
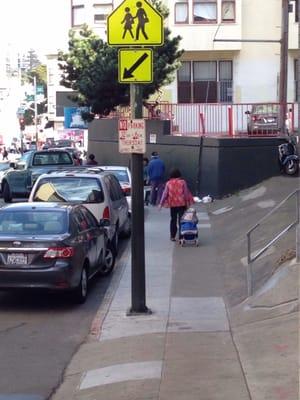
[279,0,289,133]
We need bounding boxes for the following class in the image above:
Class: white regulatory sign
[118,118,146,154]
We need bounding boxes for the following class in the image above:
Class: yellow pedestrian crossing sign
[107,0,164,46]
[119,49,153,83]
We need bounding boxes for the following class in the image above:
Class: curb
[89,242,131,339]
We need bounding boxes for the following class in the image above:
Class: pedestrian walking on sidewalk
[148,151,165,205]
[2,147,8,161]
[159,168,194,241]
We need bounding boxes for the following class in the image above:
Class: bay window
[94,3,113,23]
[193,0,217,23]
[175,2,189,23]
[178,60,233,103]
[221,1,235,22]
[71,1,85,26]
[178,62,192,103]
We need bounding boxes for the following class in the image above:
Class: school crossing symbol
[107,0,164,46]
[118,49,153,83]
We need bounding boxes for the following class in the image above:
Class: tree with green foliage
[58,1,183,119]
[22,63,48,120]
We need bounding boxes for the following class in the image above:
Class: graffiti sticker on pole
[119,119,146,153]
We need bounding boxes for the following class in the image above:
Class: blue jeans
[150,180,164,205]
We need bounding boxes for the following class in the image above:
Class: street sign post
[118,49,153,83]
[107,0,164,315]
[107,0,163,46]
[119,118,146,153]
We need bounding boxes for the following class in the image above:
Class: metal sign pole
[128,83,150,314]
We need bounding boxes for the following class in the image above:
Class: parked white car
[99,165,151,210]
[29,167,131,253]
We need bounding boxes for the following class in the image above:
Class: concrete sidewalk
[51,201,298,400]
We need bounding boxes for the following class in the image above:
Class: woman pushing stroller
[158,169,194,241]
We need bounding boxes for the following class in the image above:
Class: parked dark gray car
[0,202,115,303]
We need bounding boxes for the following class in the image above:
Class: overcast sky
[0,0,70,58]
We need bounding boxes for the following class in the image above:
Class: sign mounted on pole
[119,118,146,153]
[107,0,164,46]
[118,49,153,83]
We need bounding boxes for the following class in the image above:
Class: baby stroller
[179,208,199,246]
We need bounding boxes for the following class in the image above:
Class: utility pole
[33,76,38,148]
[279,0,289,133]
[298,0,300,136]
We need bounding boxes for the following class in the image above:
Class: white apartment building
[47,0,300,127]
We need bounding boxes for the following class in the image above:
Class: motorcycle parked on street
[278,136,299,175]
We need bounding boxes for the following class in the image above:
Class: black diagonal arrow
[123,53,149,79]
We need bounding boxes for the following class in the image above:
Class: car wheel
[99,244,116,276]
[120,215,131,239]
[2,182,12,203]
[284,160,299,175]
[73,265,88,304]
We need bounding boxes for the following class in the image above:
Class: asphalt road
[0,223,129,400]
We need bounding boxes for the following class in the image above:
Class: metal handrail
[246,189,300,296]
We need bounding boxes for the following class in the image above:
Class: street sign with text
[107,0,163,46]
[118,49,153,83]
[119,119,146,153]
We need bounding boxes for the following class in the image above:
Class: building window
[178,62,192,103]
[193,61,217,102]
[295,0,299,22]
[219,61,233,102]
[221,0,235,22]
[175,2,189,23]
[178,60,233,103]
[193,0,217,23]
[72,3,85,26]
[94,3,113,23]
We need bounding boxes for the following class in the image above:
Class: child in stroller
[179,208,199,246]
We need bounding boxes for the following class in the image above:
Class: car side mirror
[15,162,25,170]
[99,218,110,228]
[9,162,15,168]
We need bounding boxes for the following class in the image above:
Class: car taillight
[122,187,131,195]
[44,247,75,259]
[103,206,110,220]
[252,116,258,122]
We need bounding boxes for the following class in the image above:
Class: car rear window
[33,177,104,203]
[0,210,67,235]
[33,152,73,166]
[252,105,279,114]
[107,170,130,183]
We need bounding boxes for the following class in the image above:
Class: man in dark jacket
[148,151,165,205]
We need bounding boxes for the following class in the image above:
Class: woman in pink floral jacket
[159,169,194,241]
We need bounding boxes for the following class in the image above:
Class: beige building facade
[47,0,300,127]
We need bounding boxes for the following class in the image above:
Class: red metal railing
[106,102,299,137]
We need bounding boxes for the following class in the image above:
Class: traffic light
[19,118,25,131]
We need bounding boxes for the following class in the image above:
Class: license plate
[7,253,28,265]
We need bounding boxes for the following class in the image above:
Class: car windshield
[55,140,74,148]
[252,104,279,114]
[0,210,67,235]
[0,163,10,171]
[32,152,73,166]
[107,170,130,183]
[33,177,104,203]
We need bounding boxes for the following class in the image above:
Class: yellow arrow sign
[118,49,153,83]
[107,0,164,46]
